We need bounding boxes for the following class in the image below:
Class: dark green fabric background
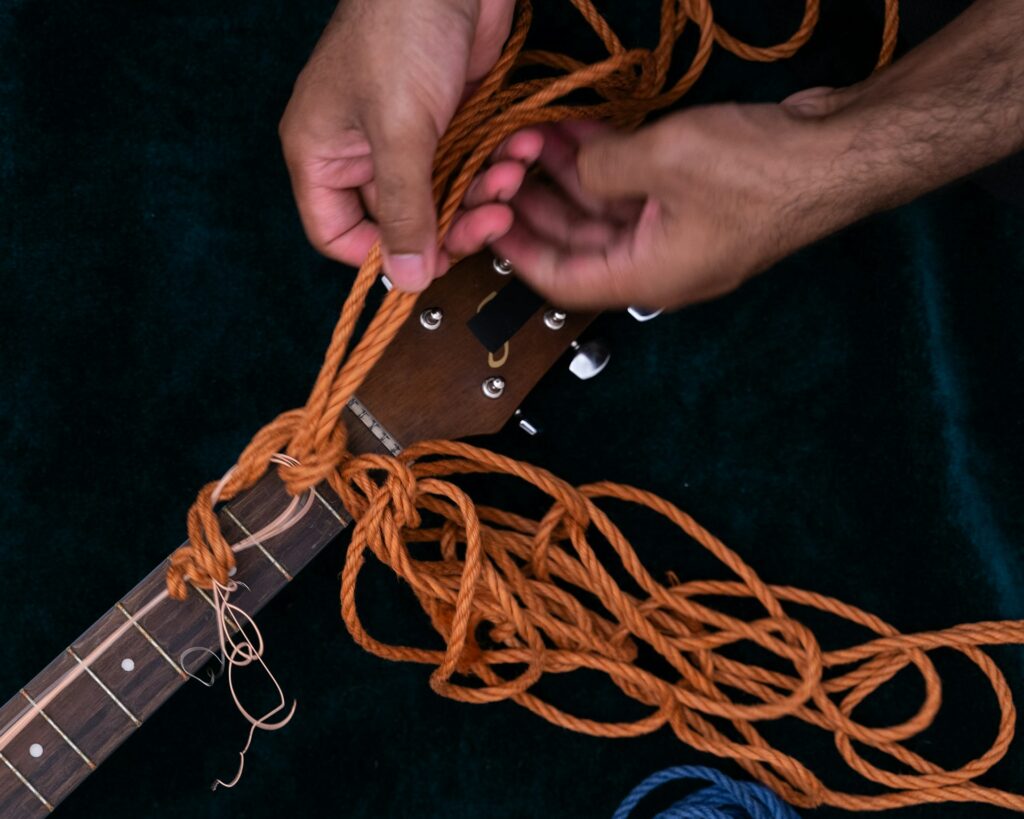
[3,1,1023,816]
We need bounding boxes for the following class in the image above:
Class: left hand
[279,0,527,291]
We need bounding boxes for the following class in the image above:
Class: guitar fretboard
[0,402,390,816]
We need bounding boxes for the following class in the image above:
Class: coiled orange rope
[167,0,1024,811]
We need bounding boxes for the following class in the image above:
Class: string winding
[168,0,1024,811]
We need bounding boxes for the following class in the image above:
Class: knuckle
[305,225,333,255]
[368,99,436,146]
[376,211,431,250]
[277,109,298,151]
[377,211,422,232]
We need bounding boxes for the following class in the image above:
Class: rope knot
[281,417,349,495]
[166,479,237,599]
[339,453,422,532]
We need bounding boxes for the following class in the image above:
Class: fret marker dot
[121,658,135,672]
[29,743,43,758]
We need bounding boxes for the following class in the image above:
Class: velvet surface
[2,2,1023,817]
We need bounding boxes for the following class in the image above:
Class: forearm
[823,0,1024,217]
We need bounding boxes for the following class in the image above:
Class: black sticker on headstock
[466,277,544,353]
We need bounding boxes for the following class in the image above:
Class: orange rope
[167,0,1024,811]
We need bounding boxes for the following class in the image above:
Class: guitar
[0,253,605,816]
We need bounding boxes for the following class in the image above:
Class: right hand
[456,104,859,311]
[279,0,535,292]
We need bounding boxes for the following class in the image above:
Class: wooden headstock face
[353,253,594,445]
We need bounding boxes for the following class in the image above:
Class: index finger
[286,154,380,267]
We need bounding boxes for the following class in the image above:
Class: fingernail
[384,252,430,291]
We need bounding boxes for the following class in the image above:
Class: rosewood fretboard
[0,472,351,816]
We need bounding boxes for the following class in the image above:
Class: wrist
[777,84,942,243]
[756,110,877,261]
[805,0,1024,220]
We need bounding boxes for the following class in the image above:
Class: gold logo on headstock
[476,291,509,369]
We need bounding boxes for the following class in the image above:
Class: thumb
[367,119,439,291]
[575,128,659,200]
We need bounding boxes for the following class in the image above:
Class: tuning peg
[513,409,540,436]
[627,305,663,322]
[568,339,610,380]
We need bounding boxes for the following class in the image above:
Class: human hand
[279,0,532,291]
[466,3,1024,314]
[455,103,865,311]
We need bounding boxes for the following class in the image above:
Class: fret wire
[0,751,53,812]
[6,593,163,750]
[114,604,187,680]
[194,582,239,636]
[65,649,141,728]
[193,585,237,634]
[188,583,241,635]
[223,507,293,581]
[18,691,95,771]
[313,487,350,524]
[191,584,217,612]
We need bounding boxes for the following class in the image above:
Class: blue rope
[613,766,801,819]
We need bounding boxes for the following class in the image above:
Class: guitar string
[0,588,166,758]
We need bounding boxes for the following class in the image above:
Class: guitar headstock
[352,253,596,446]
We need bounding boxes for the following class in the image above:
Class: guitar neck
[0,402,395,816]
[0,253,594,815]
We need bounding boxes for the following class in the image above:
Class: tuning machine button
[568,339,610,380]
[627,306,662,322]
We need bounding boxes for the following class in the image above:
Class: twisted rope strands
[331,441,1024,811]
[613,765,801,819]
[163,0,1024,811]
